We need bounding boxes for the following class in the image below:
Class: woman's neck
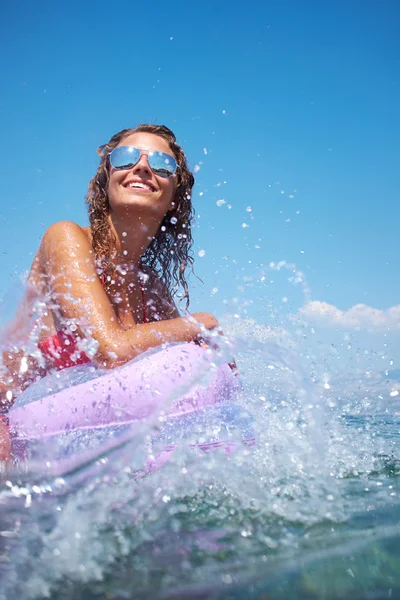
[108,212,161,266]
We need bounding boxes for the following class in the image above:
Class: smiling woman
[0,124,221,417]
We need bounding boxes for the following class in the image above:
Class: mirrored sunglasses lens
[110,146,140,169]
[148,151,177,177]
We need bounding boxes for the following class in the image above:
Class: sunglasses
[109,146,179,178]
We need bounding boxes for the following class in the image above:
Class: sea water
[0,319,399,600]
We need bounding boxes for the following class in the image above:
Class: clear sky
[0,0,399,369]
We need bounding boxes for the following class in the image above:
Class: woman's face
[107,132,177,219]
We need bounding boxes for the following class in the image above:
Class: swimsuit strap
[138,263,148,323]
[141,285,148,323]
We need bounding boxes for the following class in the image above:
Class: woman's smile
[108,132,176,213]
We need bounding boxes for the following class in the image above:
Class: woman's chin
[110,198,168,221]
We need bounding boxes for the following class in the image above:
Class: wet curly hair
[86,124,195,308]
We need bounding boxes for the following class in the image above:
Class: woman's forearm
[93,315,202,369]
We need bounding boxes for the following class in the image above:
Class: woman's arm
[0,350,46,410]
[0,415,11,463]
[40,221,218,369]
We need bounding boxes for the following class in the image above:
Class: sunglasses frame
[108,146,180,178]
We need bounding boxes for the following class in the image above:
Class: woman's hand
[191,313,238,373]
[191,312,219,333]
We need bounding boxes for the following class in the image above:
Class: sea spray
[0,278,400,598]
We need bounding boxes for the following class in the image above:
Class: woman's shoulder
[42,221,90,242]
[40,221,92,251]
[39,221,92,262]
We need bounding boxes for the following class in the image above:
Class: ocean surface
[0,324,399,600]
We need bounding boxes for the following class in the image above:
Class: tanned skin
[0,132,222,462]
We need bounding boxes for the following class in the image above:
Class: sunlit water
[1,319,400,600]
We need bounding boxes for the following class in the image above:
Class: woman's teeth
[129,182,153,191]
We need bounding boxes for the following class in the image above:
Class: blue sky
[0,0,399,368]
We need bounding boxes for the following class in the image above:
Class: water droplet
[170,216,178,225]
[122,231,127,237]
[19,357,28,373]
[198,249,206,257]
[246,206,252,212]
[216,199,226,207]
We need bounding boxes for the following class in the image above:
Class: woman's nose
[132,153,151,173]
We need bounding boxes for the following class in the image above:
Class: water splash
[0,280,399,598]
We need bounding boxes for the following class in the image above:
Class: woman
[0,124,220,414]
